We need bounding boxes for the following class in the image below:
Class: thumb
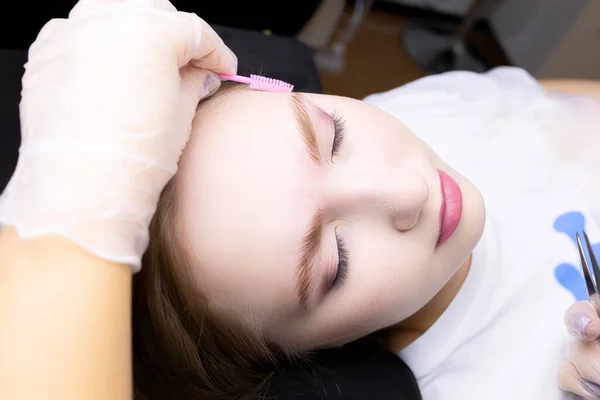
[181,66,221,103]
[175,11,237,74]
[565,301,600,341]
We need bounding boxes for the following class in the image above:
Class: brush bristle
[248,74,294,93]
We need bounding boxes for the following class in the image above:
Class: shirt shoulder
[363,67,544,122]
[363,66,543,102]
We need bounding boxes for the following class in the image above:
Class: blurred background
[1,0,599,99]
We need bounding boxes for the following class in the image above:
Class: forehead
[176,90,318,319]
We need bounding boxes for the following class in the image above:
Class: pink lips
[437,169,463,246]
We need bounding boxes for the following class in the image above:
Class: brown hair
[132,84,290,400]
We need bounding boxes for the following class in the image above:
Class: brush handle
[218,74,251,85]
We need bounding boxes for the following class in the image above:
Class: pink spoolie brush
[218,74,294,93]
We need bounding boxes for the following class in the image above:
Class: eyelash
[330,232,349,290]
[331,111,346,156]
[328,110,348,292]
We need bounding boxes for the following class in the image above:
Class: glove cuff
[0,143,171,272]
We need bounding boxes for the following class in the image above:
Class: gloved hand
[0,0,237,271]
[559,301,600,399]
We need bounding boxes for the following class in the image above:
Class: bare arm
[539,79,600,99]
[0,227,132,400]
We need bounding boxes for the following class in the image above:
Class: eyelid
[329,229,349,291]
[306,102,335,158]
[329,110,346,157]
[322,230,340,294]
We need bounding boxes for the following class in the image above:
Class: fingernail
[568,312,592,339]
[204,74,220,95]
[582,379,600,398]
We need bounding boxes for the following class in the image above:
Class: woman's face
[177,89,485,350]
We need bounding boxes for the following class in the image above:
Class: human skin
[1,79,597,400]
[176,89,486,351]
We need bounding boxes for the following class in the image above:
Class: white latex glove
[0,0,237,271]
[560,301,600,399]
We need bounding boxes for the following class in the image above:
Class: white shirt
[364,67,600,400]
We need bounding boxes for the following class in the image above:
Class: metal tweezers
[577,231,600,304]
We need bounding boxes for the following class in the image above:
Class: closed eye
[328,111,348,293]
[331,111,346,157]
[329,232,349,291]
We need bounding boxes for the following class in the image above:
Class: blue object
[553,211,600,300]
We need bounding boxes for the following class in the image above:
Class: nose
[326,167,430,231]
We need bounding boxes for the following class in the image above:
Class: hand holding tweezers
[577,231,600,311]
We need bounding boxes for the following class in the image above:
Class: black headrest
[264,341,421,400]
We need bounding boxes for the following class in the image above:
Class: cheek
[354,249,440,317]
[298,241,441,347]
[344,118,423,162]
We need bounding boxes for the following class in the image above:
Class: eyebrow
[291,93,321,165]
[296,210,323,306]
[290,93,324,306]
